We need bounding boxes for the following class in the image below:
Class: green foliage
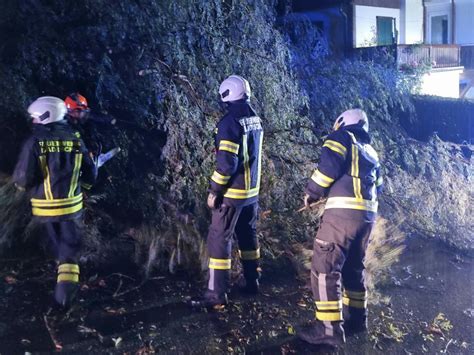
[3,0,467,288]
[0,181,34,253]
[408,95,474,143]
[432,313,453,333]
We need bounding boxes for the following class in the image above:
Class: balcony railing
[397,45,461,69]
[352,44,461,69]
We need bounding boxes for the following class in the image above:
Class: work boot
[297,321,345,347]
[54,263,80,308]
[237,278,259,295]
[344,317,368,336]
[188,290,228,310]
[54,282,79,308]
[343,306,368,336]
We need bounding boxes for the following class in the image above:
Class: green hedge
[403,95,474,144]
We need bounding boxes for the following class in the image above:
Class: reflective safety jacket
[305,126,383,222]
[13,122,97,222]
[209,101,263,207]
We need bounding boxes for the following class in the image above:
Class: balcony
[352,44,462,70]
[397,45,461,69]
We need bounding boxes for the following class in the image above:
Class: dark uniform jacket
[13,122,97,222]
[306,125,383,222]
[209,100,263,207]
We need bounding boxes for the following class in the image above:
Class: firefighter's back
[30,122,87,221]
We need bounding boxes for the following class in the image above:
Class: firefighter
[65,93,120,166]
[13,96,97,307]
[65,92,116,126]
[65,93,91,126]
[190,75,264,309]
[297,109,383,346]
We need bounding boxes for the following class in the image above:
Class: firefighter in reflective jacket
[297,109,383,346]
[190,75,264,309]
[13,96,97,307]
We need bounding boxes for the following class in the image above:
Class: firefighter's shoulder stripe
[219,140,240,154]
[323,139,347,157]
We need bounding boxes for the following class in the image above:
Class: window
[376,17,396,46]
[431,15,449,44]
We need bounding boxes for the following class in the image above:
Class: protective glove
[207,191,223,209]
[304,193,318,209]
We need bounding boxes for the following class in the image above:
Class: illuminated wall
[400,0,424,44]
[354,5,400,47]
[421,67,463,98]
[454,0,474,45]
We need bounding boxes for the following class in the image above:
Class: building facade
[289,0,473,98]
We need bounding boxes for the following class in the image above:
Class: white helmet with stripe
[333,109,369,132]
[219,75,251,102]
[28,96,67,125]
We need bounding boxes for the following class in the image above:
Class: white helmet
[219,75,251,102]
[333,109,369,132]
[28,96,67,125]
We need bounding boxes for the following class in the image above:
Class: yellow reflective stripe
[343,297,367,309]
[315,300,342,307]
[375,176,383,187]
[57,273,79,283]
[211,171,231,185]
[311,170,335,188]
[58,264,80,274]
[325,197,378,212]
[256,131,263,188]
[316,300,342,311]
[209,258,231,270]
[223,187,259,199]
[315,310,343,321]
[242,134,250,190]
[68,153,82,198]
[323,140,347,157]
[352,144,363,199]
[39,155,53,200]
[222,131,262,200]
[239,248,260,260]
[32,202,83,217]
[348,132,362,199]
[343,290,367,300]
[219,140,239,154]
[31,193,83,207]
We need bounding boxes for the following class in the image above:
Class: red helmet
[65,93,89,112]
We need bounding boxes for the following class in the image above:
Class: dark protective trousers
[207,203,260,296]
[310,214,374,337]
[42,220,82,263]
